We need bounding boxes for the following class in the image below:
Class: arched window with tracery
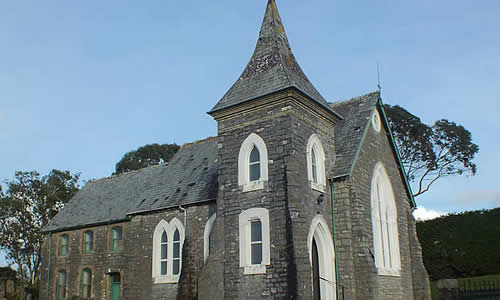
[152,218,185,283]
[371,163,401,276]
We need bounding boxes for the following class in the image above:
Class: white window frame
[239,208,270,275]
[152,218,185,283]
[306,134,326,192]
[203,213,217,263]
[371,162,401,276]
[238,133,269,192]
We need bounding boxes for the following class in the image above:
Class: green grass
[431,274,500,299]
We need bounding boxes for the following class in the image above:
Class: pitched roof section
[331,92,379,178]
[331,91,416,207]
[43,138,218,232]
[209,0,335,115]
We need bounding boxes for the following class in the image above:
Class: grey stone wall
[214,89,337,299]
[40,202,216,300]
[340,107,431,300]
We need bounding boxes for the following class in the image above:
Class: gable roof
[330,91,416,207]
[43,138,218,233]
[331,92,379,179]
[209,0,336,116]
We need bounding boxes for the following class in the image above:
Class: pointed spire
[209,0,335,115]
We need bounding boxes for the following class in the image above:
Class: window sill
[242,181,264,192]
[243,265,266,275]
[311,182,326,193]
[153,275,180,284]
[377,268,401,277]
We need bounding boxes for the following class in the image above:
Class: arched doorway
[308,215,336,300]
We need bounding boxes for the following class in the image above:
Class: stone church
[40,1,430,299]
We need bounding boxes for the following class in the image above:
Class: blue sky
[1,0,499,266]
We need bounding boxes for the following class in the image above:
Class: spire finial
[209,0,336,116]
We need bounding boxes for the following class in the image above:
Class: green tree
[114,143,180,175]
[384,105,479,197]
[0,170,80,293]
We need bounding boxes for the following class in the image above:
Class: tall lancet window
[371,163,401,276]
[160,231,168,275]
[249,146,261,182]
[311,148,318,183]
[306,134,326,192]
[173,229,181,275]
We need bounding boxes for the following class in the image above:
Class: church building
[40,1,431,299]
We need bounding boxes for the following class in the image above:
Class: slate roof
[330,91,379,179]
[43,138,218,232]
[209,0,336,115]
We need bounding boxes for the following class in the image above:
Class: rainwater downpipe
[179,205,187,228]
[328,178,340,300]
[46,232,52,300]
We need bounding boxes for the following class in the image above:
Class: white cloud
[413,206,446,221]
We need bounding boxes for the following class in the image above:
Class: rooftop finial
[209,0,336,115]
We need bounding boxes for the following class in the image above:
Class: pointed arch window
[306,134,326,192]
[160,231,168,275]
[173,229,181,275]
[311,148,318,184]
[371,163,401,276]
[152,218,185,283]
[238,133,269,192]
[249,146,261,182]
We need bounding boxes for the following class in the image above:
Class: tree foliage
[417,208,500,280]
[114,143,180,175]
[0,170,80,287]
[384,105,479,197]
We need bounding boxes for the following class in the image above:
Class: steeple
[209,0,335,115]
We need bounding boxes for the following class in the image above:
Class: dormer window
[306,134,326,192]
[238,133,269,192]
[249,146,261,181]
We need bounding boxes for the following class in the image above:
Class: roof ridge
[88,163,169,184]
[329,91,379,107]
[180,136,217,149]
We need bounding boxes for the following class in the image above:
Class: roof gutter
[126,198,216,217]
[41,218,131,234]
[208,86,344,120]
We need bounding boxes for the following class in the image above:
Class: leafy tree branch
[384,105,478,197]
